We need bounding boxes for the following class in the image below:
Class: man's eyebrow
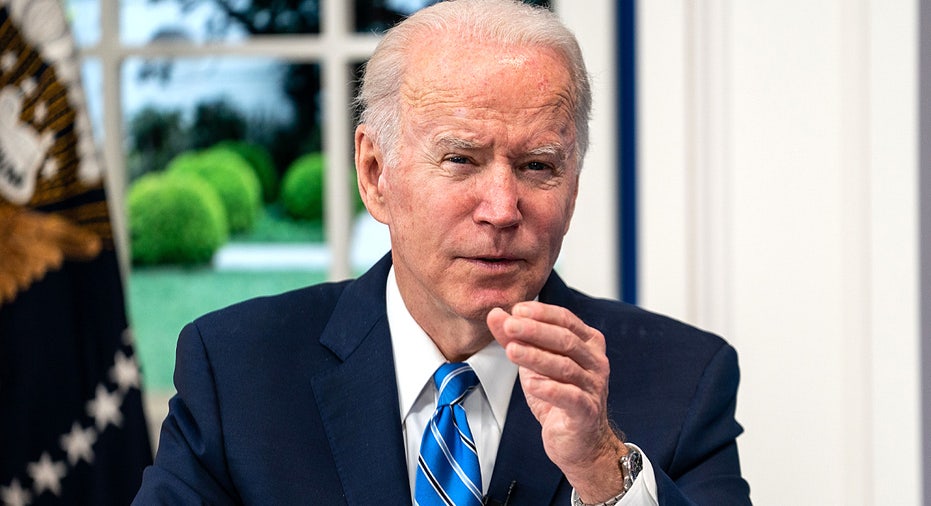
[526,143,569,160]
[433,137,569,161]
[435,136,482,151]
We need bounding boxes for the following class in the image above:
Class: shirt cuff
[568,443,658,506]
[616,443,658,506]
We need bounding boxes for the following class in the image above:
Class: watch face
[628,450,643,476]
[621,446,643,487]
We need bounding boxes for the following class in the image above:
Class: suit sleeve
[652,344,751,505]
[132,321,240,505]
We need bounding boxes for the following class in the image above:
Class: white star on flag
[0,478,32,506]
[19,77,37,97]
[33,101,47,123]
[110,350,140,393]
[40,157,58,179]
[26,453,65,497]
[121,328,135,346]
[86,385,123,431]
[60,422,97,466]
[0,52,15,73]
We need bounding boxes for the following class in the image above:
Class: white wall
[639,1,921,504]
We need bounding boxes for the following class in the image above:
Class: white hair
[355,0,592,169]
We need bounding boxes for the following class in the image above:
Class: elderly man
[134,1,750,504]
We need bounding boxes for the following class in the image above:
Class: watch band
[570,444,643,506]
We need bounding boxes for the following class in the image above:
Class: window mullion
[99,0,130,276]
[107,35,378,62]
[322,0,356,280]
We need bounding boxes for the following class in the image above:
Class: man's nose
[472,165,521,228]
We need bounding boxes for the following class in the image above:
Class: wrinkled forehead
[399,38,576,113]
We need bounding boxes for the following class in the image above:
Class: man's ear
[354,124,390,224]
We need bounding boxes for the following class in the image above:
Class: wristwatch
[570,444,643,506]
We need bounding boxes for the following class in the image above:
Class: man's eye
[447,155,470,164]
[526,161,551,171]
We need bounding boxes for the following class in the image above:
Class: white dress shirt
[385,267,658,505]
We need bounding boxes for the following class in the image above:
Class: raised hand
[487,302,627,502]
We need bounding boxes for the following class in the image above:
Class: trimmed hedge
[281,152,325,221]
[281,153,366,221]
[217,140,278,203]
[167,147,262,233]
[128,172,228,265]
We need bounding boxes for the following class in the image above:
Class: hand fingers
[488,302,606,366]
[511,302,602,345]
[518,364,603,421]
[509,341,607,403]
[486,303,608,381]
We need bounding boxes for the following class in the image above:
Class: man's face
[372,39,580,327]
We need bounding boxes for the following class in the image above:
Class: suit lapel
[311,257,412,505]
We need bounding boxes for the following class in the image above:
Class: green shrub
[167,147,262,233]
[281,152,325,221]
[281,153,367,221]
[217,140,278,203]
[128,172,228,265]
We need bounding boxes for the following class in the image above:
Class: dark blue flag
[0,0,153,504]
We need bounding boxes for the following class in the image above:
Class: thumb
[486,307,511,345]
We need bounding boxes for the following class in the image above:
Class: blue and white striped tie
[415,362,483,506]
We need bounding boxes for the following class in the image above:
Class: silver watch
[570,444,643,506]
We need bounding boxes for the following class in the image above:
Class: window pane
[80,59,104,144]
[353,0,551,33]
[120,0,319,45]
[122,56,320,180]
[66,0,100,47]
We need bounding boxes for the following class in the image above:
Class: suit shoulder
[564,287,732,358]
[192,279,353,338]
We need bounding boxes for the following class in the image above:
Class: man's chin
[455,293,530,321]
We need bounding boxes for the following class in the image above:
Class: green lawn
[128,267,327,391]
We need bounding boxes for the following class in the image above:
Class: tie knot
[434,362,479,407]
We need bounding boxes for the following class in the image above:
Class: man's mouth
[467,256,523,267]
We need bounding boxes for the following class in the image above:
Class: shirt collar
[386,267,518,431]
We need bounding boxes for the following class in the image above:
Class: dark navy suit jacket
[134,255,750,505]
